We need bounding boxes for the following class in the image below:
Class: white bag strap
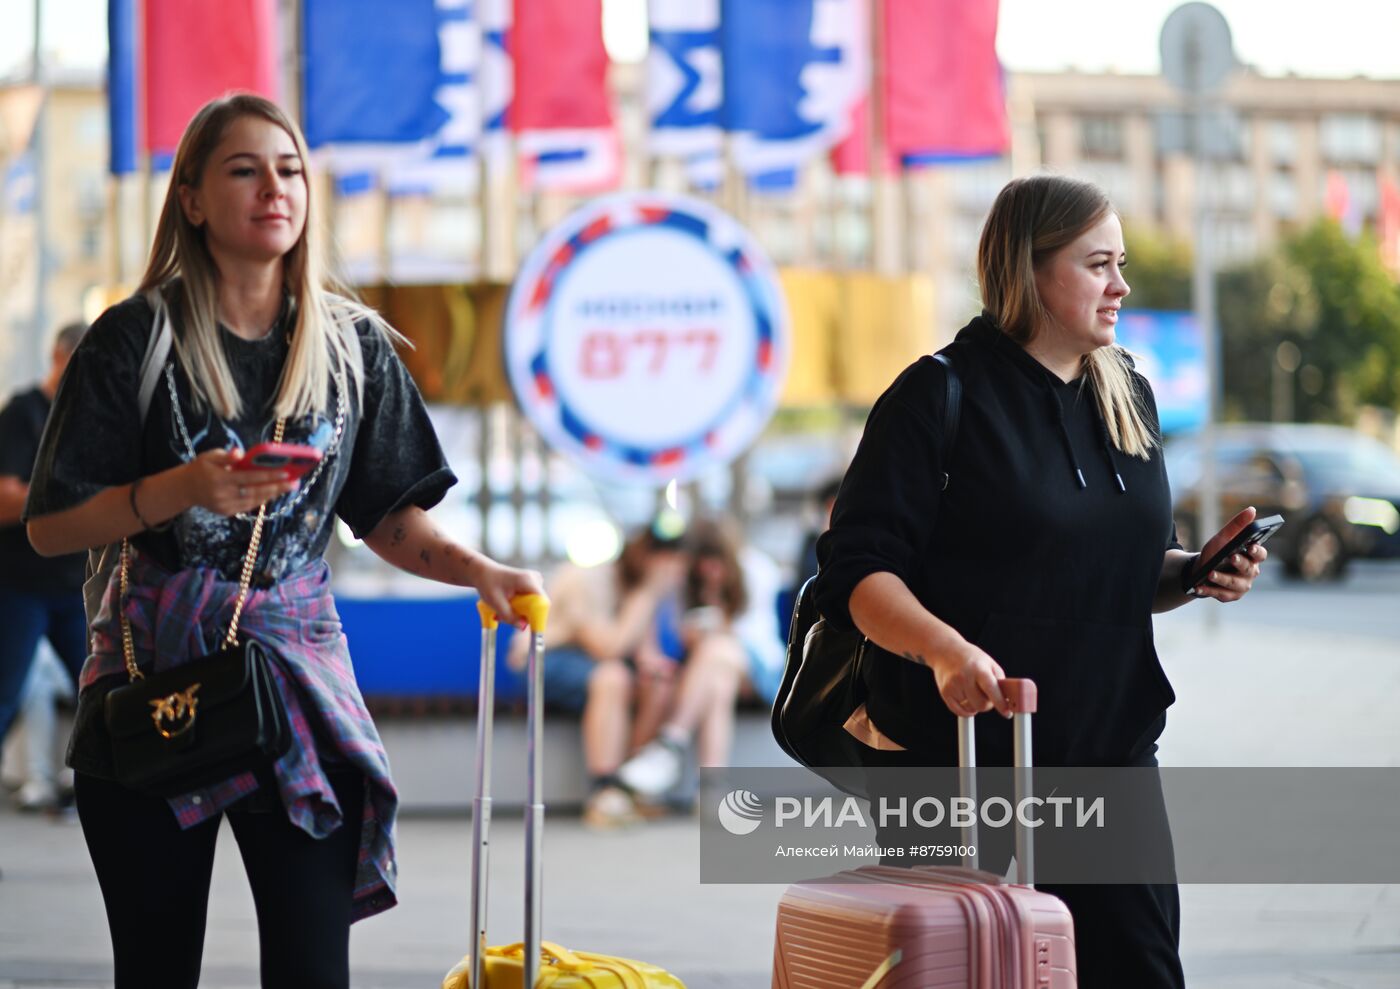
[137,289,174,422]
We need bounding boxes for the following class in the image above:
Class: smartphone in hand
[1185,514,1285,590]
[231,442,322,481]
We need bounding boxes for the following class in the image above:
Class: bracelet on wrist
[129,478,155,532]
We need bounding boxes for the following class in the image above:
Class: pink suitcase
[771,679,1077,988]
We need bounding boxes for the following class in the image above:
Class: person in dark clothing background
[0,321,89,756]
[813,175,1270,988]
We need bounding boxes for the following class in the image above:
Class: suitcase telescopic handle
[477,593,551,632]
[469,593,551,989]
[956,677,1037,885]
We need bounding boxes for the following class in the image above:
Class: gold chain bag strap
[102,420,294,796]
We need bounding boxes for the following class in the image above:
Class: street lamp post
[1161,3,1235,627]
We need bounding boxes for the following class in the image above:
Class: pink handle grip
[1000,678,1037,714]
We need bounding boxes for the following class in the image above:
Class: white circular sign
[504,191,790,485]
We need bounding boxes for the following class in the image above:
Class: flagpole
[868,0,896,276]
[31,0,49,380]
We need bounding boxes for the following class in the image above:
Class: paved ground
[2,592,1398,987]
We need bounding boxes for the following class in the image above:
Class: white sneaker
[16,779,58,812]
[618,738,685,798]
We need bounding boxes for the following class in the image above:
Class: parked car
[1164,424,1400,582]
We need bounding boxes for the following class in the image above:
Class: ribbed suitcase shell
[774,864,1075,988]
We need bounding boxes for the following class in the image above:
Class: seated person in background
[511,513,686,827]
[618,517,785,799]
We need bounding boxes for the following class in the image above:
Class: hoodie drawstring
[1046,386,1088,489]
[1045,376,1128,493]
[1094,412,1128,492]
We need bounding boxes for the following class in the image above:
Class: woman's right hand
[928,640,1012,719]
[180,449,299,517]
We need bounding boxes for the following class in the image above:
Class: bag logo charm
[149,684,201,739]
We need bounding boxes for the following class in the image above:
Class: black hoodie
[814,313,1180,768]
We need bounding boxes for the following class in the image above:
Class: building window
[1320,113,1381,164]
[1212,217,1257,261]
[1269,120,1298,166]
[1220,163,1253,212]
[1080,115,1124,159]
[949,160,1010,211]
[1079,162,1134,212]
[1271,170,1299,219]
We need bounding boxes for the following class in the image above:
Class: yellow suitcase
[443,597,686,989]
[443,941,685,989]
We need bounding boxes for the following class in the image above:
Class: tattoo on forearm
[420,549,431,568]
[390,523,406,547]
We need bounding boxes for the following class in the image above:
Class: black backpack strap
[931,351,963,491]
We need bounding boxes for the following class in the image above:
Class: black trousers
[854,740,1185,989]
[74,767,365,989]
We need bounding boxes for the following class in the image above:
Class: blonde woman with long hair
[25,94,542,987]
[812,175,1270,987]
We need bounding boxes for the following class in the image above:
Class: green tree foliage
[1125,220,1400,423]
[1216,250,1318,420]
[1122,228,1192,310]
[1278,221,1400,420]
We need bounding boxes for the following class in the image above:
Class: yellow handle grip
[477,593,550,633]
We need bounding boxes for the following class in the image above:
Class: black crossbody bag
[97,419,293,797]
[772,351,963,771]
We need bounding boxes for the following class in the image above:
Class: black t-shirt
[25,293,456,584]
[0,387,85,592]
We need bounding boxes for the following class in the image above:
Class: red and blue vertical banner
[107,0,139,175]
[511,0,620,192]
[107,0,280,173]
[300,0,618,194]
[143,0,280,164]
[832,0,1008,174]
[883,0,1007,164]
[1379,175,1400,270]
[302,0,479,195]
[648,0,865,191]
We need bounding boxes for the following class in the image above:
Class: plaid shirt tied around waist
[84,548,399,922]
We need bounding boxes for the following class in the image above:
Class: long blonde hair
[976,175,1156,458]
[138,93,388,420]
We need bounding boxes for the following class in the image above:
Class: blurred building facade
[1016,68,1400,259]
[0,72,105,398]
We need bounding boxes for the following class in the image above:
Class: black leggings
[74,768,365,989]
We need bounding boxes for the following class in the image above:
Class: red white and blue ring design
[504,192,789,485]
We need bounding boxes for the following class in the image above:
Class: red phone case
[233,442,322,479]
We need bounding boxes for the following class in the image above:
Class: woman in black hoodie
[814,175,1269,988]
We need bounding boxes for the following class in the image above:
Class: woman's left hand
[1191,506,1269,602]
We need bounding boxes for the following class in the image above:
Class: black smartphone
[1185,514,1286,590]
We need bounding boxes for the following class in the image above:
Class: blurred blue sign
[1115,310,1207,435]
